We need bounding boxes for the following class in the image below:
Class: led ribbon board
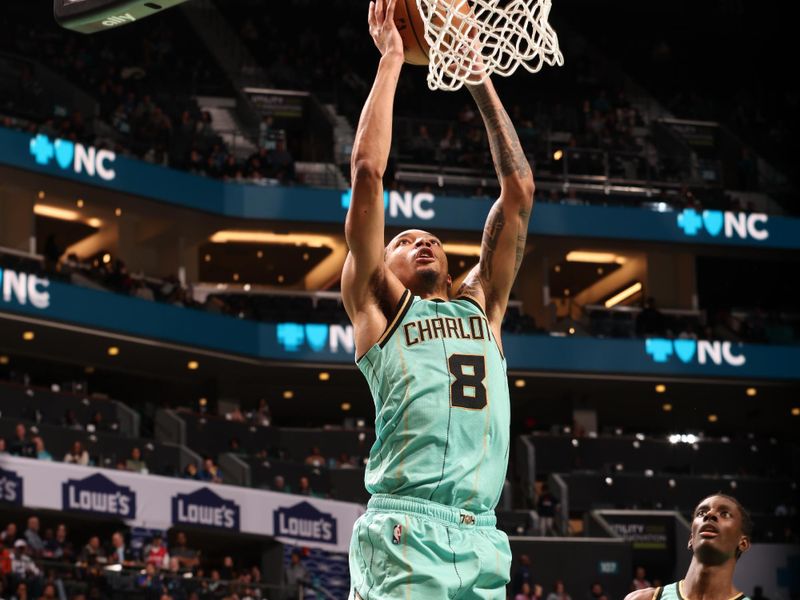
[54,0,190,34]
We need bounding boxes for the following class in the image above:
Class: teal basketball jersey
[357,290,510,514]
[654,581,748,600]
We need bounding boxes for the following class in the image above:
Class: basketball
[394,0,478,72]
[394,0,429,65]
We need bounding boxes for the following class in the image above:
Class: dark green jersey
[357,290,510,513]
[654,581,748,600]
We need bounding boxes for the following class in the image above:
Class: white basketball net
[417,0,564,92]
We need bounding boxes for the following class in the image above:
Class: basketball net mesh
[417,0,564,91]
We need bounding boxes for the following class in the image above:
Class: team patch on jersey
[391,523,403,545]
[403,314,490,346]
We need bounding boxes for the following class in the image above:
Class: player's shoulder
[624,588,660,600]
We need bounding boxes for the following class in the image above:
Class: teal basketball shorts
[348,494,512,600]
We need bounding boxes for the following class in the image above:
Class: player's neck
[413,288,450,301]
[682,559,739,600]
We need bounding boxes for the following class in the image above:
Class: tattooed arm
[456,77,534,338]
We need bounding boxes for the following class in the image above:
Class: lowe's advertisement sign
[172,487,241,531]
[1,456,363,553]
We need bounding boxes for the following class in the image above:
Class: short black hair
[695,493,753,559]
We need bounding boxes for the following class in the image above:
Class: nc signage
[341,189,435,221]
[0,269,50,309]
[677,209,768,241]
[645,338,746,367]
[29,134,116,181]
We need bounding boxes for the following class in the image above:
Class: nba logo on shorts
[392,524,402,545]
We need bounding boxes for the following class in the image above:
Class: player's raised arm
[342,0,406,351]
[458,77,534,328]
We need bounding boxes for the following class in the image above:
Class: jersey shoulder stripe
[356,289,413,363]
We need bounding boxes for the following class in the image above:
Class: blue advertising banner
[3,127,800,248]
[171,487,241,531]
[2,273,799,380]
[61,472,136,519]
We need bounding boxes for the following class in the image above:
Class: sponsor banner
[273,501,337,545]
[172,487,241,531]
[62,472,136,518]
[2,278,800,380]
[0,466,23,506]
[0,455,363,553]
[4,125,800,249]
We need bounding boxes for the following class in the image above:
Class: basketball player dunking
[625,495,752,600]
[341,0,533,597]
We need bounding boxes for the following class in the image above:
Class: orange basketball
[394,0,429,65]
[394,1,475,67]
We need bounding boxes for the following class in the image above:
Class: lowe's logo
[274,501,337,544]
[277,323,354,354]
[29,134,116,181]
[0,467,23,505]
[62,473,136,518]
[172,487,240,531]
[341,189,435,221]
[0,268,50,309]
[676,209,768,241]
[645,338,746,367]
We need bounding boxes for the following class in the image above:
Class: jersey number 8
[448,354,487,410]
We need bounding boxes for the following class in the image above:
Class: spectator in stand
[297,476,315,497]
[587,582,605,600]
[23,518,44,557]
[62,410,82,430]
[108,532,131,567]
[170,532,199,570]
[10,540,41,584]
[271,475,290,494]
[631,566,651,591]
[126,447,148,474]
[537,484,559,536]
[258,115,275,149]
[516,583,535,600]
[37,583,57,600]
[304,447,325,468]
[183,462,200,480]
[11,581,30,600]
[9,424,35,458]
[266,139,295,183]
[512,554,533,595]
[0,437,7,454]
[87,410,105,432]
[546,581,571,600]
[284,551,309,600]
[336,452,356,469]
[0,538,12,578]
[251,398,271,427]
[219,555,235,580]
[2,523,17,544]
[409,124,436,162]
[636,297,666,337]
[63,441,90,466]
[136,562,163,596]
[44,524,72,561]
[78,536,106,568]
[144,535,169,570]
[198,458,222,484]
[32,437,51,461]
